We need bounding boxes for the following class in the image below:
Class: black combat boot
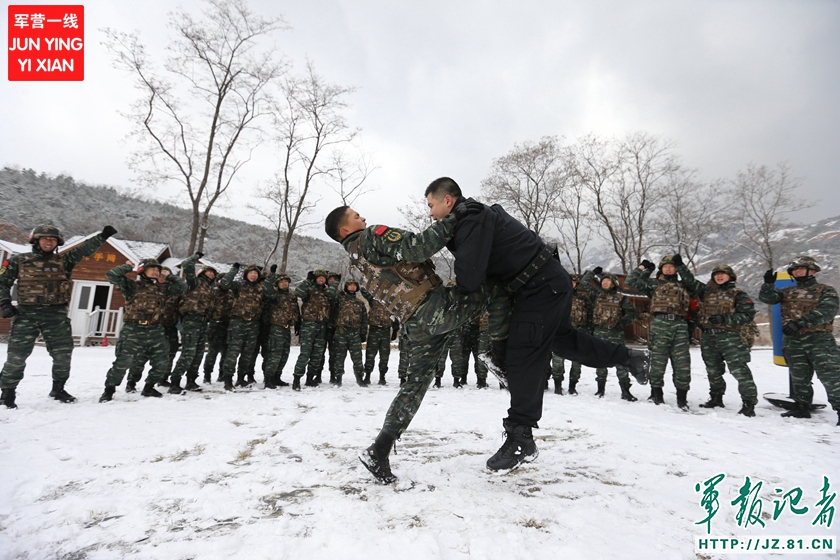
[622,349,650,385]
[216,372,224,383]
[141,382,163,398]
[292,377,301,391]
[334,376,343,387]
[355,371,366,387]
[676,388,689,411]
[553,378,563,395]
[836,411,839,426]
[363,371,371,385]
[619,380,637,402]
[699,392,724,409]
[264,375,277,389]
[434,377,442,388]
[48,381,77,403]
[246,373,257,386]
[595,379,606,398]
[203,371,212,384]
[304,374,317,387]
[235,373,248,388]
[125,380,137,393]
[477,378,488,389]
[378,373,387,386]
[223,375,235,392]
[781,402,811,418]
[157,377,171,388]
[486,418,539,472]
[568,380,578,395]
[168,380,185,395]
[329,372,336,384]
[359,429,398,484]
[1,387,18,409]
[649,387,665,405]
[453,377,463,389]
[738,401,756,417]
[276,377,290,387]
[185,376,202,392]
[99,386,116,403]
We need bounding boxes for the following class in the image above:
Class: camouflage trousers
[550,353,581,383]
[648,317,691,390]
[783,332,840,411]
[593,326,631,383]
[293,320,327,380]
[463,323,490,380]
[222,317,260,381]
[170,313,207,383]
[105,322,170,387]
[383,281,510,437]
[701,329,756,404]
[203,320,229,377]
[333,327,364,382]
[397,332,409,381]
[262,325,291,383]
[364,325,391,376]
[245,320,271,377]
[447,323,470,380]
[0,305,73,388]
[433,335,454,380]
[164,324,179,372]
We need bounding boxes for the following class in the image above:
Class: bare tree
[103,0,288,254]
[397,197,455,281]
[553,145,597,274]
[480,136,567,237]
[725,162,813,271]
[327,145,378,205]
[256,62,360,272]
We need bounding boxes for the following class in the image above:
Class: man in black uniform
[426,177,650,472]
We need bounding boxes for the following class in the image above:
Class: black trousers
[506,258,628,426]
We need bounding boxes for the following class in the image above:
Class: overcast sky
[2,0,838,243]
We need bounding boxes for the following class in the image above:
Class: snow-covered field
[0,343,837,560]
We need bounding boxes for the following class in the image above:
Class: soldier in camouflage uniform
[292,269,331,390]
[325,203,509,483]
[364,298,394,385]
[169,254,215,394]
[323,272,342,385]
[99,258,188,402]
[580,268,638,400]
[463,312,491,388]
[760,256,840,425]
[220,264,266,391]
[203,275,234,383]
[0,225,116,408]
[627,254,694,410]
[262,272,300,388]
[550,274,591,395]
[328,278,369,386]
[444,322,470,388]
[681,264,758,417]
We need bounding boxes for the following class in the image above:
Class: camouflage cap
[199,266,218,277]
[313,269,329,279]
[659,255,676,269]
[328,271,342,279]
[243,264,261,279]
[29,225,65,246]
[344,278,360,291]
[710,264,736,281]
[601,272,620,289]
[276,273,292,283]
[787,256,821,275]
[137,258,162,274]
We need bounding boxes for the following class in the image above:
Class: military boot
[836,411,839,427]
[363,371,371,385]
[595,379,606,398]
[354,371,366,387]
[125,380,137,393]
[477,378,488,389]
[47,381,76,403]
[378,373,387,386]
[223,375,235,392]
[293,377,302,391]
[1,387,18,409]
[185,376,202,392]
[235,373,248,388]
[264,375,277,390]
[434,377,442,389]
[246,373,257,386]
[453,377,463,389]
[553,378,563,395]
[619,380,637,402]
[157,377,171,388]
[486,418,539,472]
[738,401,756,417]
[781,402,811,419]
[203,371,212,384]
[676,388,689,411]
[216,372,224,383]
[141,383,163,398]
[276,377,290,387]
[304,374,317,387]
[334,376,343,387]
[649,387,665,405]
[99,386,116,403]
[168,380,185,395]
[699,392,725,409]
[359,429,398,484]
[568,380,578,395]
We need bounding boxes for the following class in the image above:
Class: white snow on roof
[0,239,31,255]
[120,239,169,261]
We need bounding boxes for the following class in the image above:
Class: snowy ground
[0,343,837,560]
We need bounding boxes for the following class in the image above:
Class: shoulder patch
[385,230,402,243]
[374,225,389,236]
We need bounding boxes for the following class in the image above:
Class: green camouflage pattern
[127,323,179,383]
[262,324,292,384]
[364,325,392,376]
[105,323,171,387]
[397,327,409,381]
[293,320,327,380]
[551,353,581,383]
[445,323,470,380]
[332,328,365,383]
[222,316,260,382]
[203,320,229,378]
[170,313,208,383]
[592,326,631,382]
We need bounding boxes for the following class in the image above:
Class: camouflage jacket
[219,266,267,322]
[626,266,693,319]
[680,265,755,330]
[760,277,839,333]
[295,278,332,323]
[580,270,635,330]
[178,253,214,317]
[106,264,187,323]
[0,233,107,306]
[263,274,301,327]
[327,281,368,332]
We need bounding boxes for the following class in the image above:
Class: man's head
[199,266,218,281]
[328,272,341,286]
[659,255,677,276]
[787,256,820,279]
[711,264,736,286]
[313,269,328,285]
[345,279,359,293]
[138,258,162,280]
[601,272,619,291]
[425,177,462,221]
[325,206,367,242]
[29,225,64,252]
[243,265,261,283]
[276,274,291,290]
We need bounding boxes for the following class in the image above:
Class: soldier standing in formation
[627,255,693,410]
[1,225,116,408]
[329,278,368,386]
[100,258,188,402]
[204,274,234,383]
[364,299,394,385]
[462,312,491,388]
[293,269,331,390]
[680,264,759,417]
[324,272,341,385]
[262,272,299,388]
[220,264,265,391]
[580,268,638,400]
[760,256,840,425]
[169,254,215,394]
[549,274,591,395]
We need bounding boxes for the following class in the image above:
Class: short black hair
[425,177,462,199]
[325,205,350,242]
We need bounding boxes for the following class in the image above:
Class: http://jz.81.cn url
[695,536,836,554]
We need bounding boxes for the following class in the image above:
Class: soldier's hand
[1,302,18,319]
[195,252,204,259]
[334,273,342,283]
[307,270,315,281]
[640,260,655,272]
[270,264,278,274]
[233,262,241,269]
[764,269,777,284]
[592,266,603,276]
[452,198,484,221]
[101,225,118,240]
[672,254,684,267]
[782,321,801,336]
[708,314,725,325]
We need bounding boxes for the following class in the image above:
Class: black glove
[334,274,342,283]
[195,252,204,259]
[391,320,399,341]
[101,225,118,239]
[307,270,315,281]
[294,321,301,336]
[764,270,777,284]
[452,198,484,221]
[1,302,18,319]
[233,262,241,269]
[641,260,655,272]
[270,264,278,274]
[782,321,801,336]
[672,254,684,267]
[592,266,603,276]
[708,315,725,325]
